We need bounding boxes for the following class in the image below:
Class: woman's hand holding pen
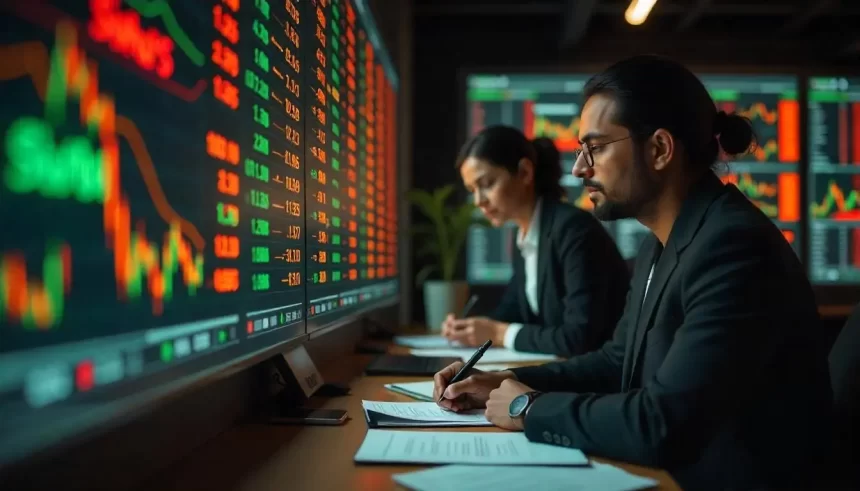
[442,316,507,346]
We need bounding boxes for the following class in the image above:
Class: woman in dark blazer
[441,125,630,357]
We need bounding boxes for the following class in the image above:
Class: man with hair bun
[433,55,833,490]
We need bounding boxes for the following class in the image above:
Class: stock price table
[0,0,397,464]
[808,77,860,284]
[304,0,398,326]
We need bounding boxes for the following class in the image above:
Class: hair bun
[714,111,756,156]
[529,137,563,201]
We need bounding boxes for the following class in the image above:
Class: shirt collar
[516,198,542,251]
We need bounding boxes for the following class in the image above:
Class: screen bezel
[0,328,306,471]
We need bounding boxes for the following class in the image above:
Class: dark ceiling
[414,0,860,58]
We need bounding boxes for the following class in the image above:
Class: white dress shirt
[503,199,542,349]
[643,264,655,305]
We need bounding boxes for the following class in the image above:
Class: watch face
[508,393,530,418]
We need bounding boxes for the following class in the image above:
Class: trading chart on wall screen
[807,77,860,284]
[1,0,308,393]
[700,75,801,254]
[0,0,398,465]
[464,74,648,284]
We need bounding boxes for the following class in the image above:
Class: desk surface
[149,350,681,491]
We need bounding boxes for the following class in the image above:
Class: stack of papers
[393,463,659,491]
[410,347,557,364]
[361,401,492,427]
[354,429,589,466]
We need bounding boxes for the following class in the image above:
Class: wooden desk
[148,351,680,491]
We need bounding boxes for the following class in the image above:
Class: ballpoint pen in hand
[444,295,479,346]
[459,294,479,318]
[438,339,493,403]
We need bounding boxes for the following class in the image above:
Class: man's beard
[592,149,661,222]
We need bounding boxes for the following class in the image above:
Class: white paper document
[410,347,556,364]
[385,369,515,402]
[475,363,515,371]
[384,381,436,401]
[393,335,461,349]
[353,429,589,466]
[393,463,658,491]
[361,400,491,427]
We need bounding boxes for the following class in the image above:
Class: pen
[460,294,479,318]
[446,295,479,347]
[438,339,493,402]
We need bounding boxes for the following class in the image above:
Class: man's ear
[650,129,675,171]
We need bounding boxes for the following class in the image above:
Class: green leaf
[433,184,455,208]
[406,189,443,226]
[414,264,438,286]
[406,185,477,281]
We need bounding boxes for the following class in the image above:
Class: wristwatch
[508,391,543,420]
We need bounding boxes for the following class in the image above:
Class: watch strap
[522,391,543,421]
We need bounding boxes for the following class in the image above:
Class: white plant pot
[423,281,470,333]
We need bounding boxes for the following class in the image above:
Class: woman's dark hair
[583,54,757,171]
[456,125,564,201]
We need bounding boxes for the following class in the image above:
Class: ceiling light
[625,0,658,25]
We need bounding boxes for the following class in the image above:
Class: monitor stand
[270,344,351,401]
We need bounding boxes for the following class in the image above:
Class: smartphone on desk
[269,408,348,426]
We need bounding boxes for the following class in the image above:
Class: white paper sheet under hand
[410,347,556,364]
[393,463,658,491]
[393,335,462,349]
[353,430,588,466]
[384,381,436,401]
[361,400,491,427]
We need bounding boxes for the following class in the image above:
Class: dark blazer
[511,174,834,490]
[490,199,629,357]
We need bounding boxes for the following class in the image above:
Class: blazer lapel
[510,236,531,323]
[621,237,660,391]
[626,244,678,387]
[536,201,554,310]
[622,172,728,390]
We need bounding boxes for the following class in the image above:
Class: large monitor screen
[463,73,800,284]
[0,0,397,466]
[699,75,801,254]
[464,73,648,284]
[807,76,860,284]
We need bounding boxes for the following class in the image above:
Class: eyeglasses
[573,136,633,168]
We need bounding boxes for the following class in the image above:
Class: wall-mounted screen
[463,73,647,284]
[0,0,398,467]
[807,76,860,284]
[463,73,801,284]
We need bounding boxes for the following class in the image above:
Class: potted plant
[407,184,487,332]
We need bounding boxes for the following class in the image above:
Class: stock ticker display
[464,73,650,284]
[464,73,803,285]
[807,77,860,284]
[0,0,397,463]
